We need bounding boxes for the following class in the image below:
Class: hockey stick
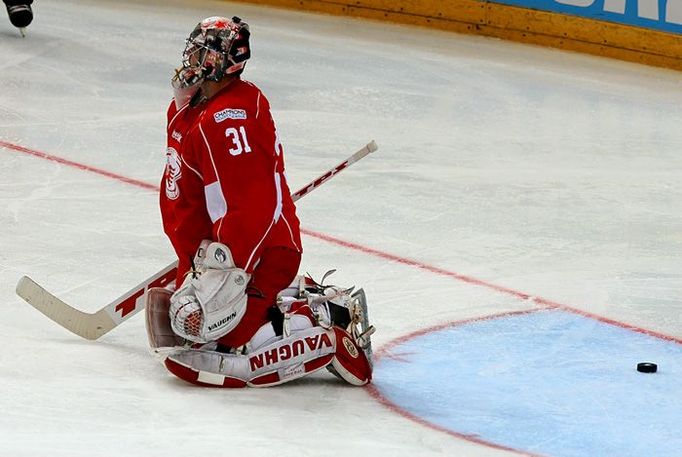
[290,140,378,200]
[15,140,378,340]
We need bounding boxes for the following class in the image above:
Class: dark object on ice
[636,362,657,373]
[4,0,33,29]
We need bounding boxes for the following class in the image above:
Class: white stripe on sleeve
[204,181,227,223]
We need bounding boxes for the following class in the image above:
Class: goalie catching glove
[169,241,250,343]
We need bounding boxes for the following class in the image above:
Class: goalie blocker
[146,255,373,387]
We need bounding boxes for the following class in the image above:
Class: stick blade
[16,276,115,340]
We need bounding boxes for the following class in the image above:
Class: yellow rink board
[232,0,682,71]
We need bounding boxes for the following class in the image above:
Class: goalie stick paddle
[16,141,378,340]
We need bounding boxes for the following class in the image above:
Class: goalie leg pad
[163,324,337,388]
[248,325,336,387]
[330,326,372,386]
[164,349,248,388]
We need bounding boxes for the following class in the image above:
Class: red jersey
[161,79,302,285]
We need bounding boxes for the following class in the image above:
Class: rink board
[232,0,682,71]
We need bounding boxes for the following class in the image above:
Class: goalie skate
[284,271,375,367]
[349,288,374,368]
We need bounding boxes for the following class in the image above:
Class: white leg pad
[164,325,337,388]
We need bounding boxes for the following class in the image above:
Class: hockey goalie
[146,16,374,387]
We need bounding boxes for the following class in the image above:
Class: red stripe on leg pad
[304,354,334,372]
[249,372,281,386]
[164,357,246,388]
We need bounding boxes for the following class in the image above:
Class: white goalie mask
[171,16,251,109]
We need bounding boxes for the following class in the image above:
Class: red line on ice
[3,139,680,345]
[0,140,157,191]
[301,228,682,344]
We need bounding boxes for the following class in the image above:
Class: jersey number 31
[226,126,251,156]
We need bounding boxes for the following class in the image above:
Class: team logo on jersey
[214,108,247,123]
[165,147,182,200]
[171,130,182,142]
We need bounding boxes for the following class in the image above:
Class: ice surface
[1,0,681,455]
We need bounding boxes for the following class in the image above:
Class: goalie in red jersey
[161,15,302,350]
[147,16,374,388]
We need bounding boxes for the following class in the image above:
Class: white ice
[1,0,681,456]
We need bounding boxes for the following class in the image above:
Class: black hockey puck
[637,362,657,373]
